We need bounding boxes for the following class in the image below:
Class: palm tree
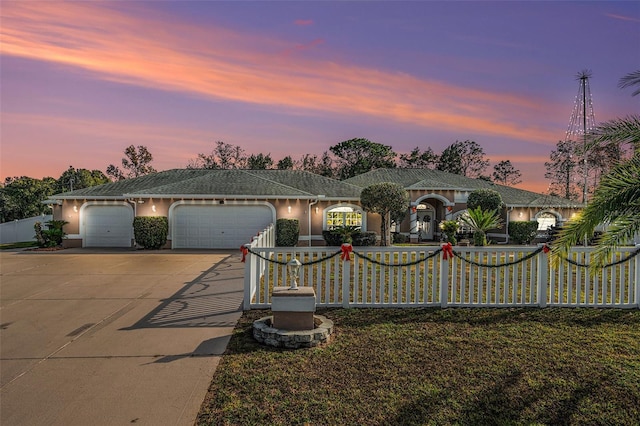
[552,70,640,270]
[459,207,502,246]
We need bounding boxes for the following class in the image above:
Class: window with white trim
[325,206,363,230]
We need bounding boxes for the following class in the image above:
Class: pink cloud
[1,1,561,150]
[605,13,640,23]
[294,19,314,26]
[281,38,325,56]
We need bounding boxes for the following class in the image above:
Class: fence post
[342,257,351,309]
[439,248,449,308]
[243,244,253,310]
[635,246,640,309]
[537,244,548,308]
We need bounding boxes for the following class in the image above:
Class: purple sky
[1,1,639,193]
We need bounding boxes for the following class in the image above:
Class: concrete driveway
[0,249,244,426]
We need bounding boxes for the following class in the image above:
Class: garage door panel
[172,205,273,249]
[83,205,133,247]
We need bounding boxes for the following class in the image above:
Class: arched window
[324,205,363,230]
[536,212,558,231]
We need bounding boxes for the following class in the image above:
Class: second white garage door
[172,204,274,249]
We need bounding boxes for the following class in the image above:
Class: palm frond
[590,214,640,271]
[587,115,640,155]
[618,70,640,97]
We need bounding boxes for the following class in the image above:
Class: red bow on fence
[240,246,248,262]
[441,242,453,260]
[341,243,353,261]
[542,244,550,254]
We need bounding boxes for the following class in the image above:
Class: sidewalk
[0,250,244,425]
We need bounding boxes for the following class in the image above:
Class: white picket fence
[243,227,640,310]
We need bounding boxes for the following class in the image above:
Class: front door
[417,208,434,241]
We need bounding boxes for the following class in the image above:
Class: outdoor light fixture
[519,212,523,218]
[315,206,319,214]
[287,258,302,290]
[73,206,78,213]
[151,205,156,212]
[288,206,292,213]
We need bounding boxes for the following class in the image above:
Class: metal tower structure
[565,70,596,204]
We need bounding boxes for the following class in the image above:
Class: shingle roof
[52,168,580,208]
[52,169,363,199]
[344,168,581,208]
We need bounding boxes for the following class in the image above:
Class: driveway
[0,249,244,426]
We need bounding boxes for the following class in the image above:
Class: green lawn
[0,241,38,250]
[198,308,640,425]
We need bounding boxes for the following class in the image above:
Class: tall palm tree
[552,70,640,270]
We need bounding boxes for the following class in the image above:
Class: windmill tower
[565,70,596,204]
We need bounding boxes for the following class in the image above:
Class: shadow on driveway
[122,254,244,329]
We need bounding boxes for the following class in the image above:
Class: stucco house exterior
[47,168,581,249]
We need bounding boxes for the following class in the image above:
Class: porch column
[409,203,419,243]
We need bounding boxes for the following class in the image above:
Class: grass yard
[0,241,38,250]
[198,308,640,425]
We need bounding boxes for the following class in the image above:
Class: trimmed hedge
[508,221,539,244]
[322,230,378,246]
[276,219,299,246]
[133,216,168,249]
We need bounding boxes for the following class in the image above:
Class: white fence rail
[244,243,640,310]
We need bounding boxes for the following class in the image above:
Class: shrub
[467,189,503,212]
[392,233,409,244]
[508,221,539,244]
[322,227,378,246]
[276,219,299,246]
[133,216,168,249]
[34,220,68,247]
[439,220,459,245]
[353,232,378,246]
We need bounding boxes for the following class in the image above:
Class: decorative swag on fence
[243,225,640,310]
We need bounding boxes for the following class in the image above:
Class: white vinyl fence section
[243,239,640,310]
[0,215,52,244]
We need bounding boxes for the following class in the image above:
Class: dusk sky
[1,1,639,193]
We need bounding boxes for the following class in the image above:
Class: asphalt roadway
[0,249,244,426]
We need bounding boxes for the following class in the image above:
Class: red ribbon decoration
[542,244,550,254]
[341,243,353,261]
[240,246,248,262]
[441,242,453,260]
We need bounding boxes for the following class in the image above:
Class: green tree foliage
[277,156,294,170]
[246,153,273,169]
[398,147,439,169]
[296,152,335,178]
[0,176,56,222]
[56,166,109,193]
[360,182,409,246]
[553,70,640,270]
[330,138,396,180]
[187,141,247,169]
[544,140,580,200]
[466,189,503,212]
[492,160,522,186]
[436,140,489,178]
[460,206,503,246]
[107,145,157,180]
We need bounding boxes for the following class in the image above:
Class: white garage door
[83,205,133,247]
[172,204,273,249]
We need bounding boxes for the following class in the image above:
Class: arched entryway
[410,194,454,242]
